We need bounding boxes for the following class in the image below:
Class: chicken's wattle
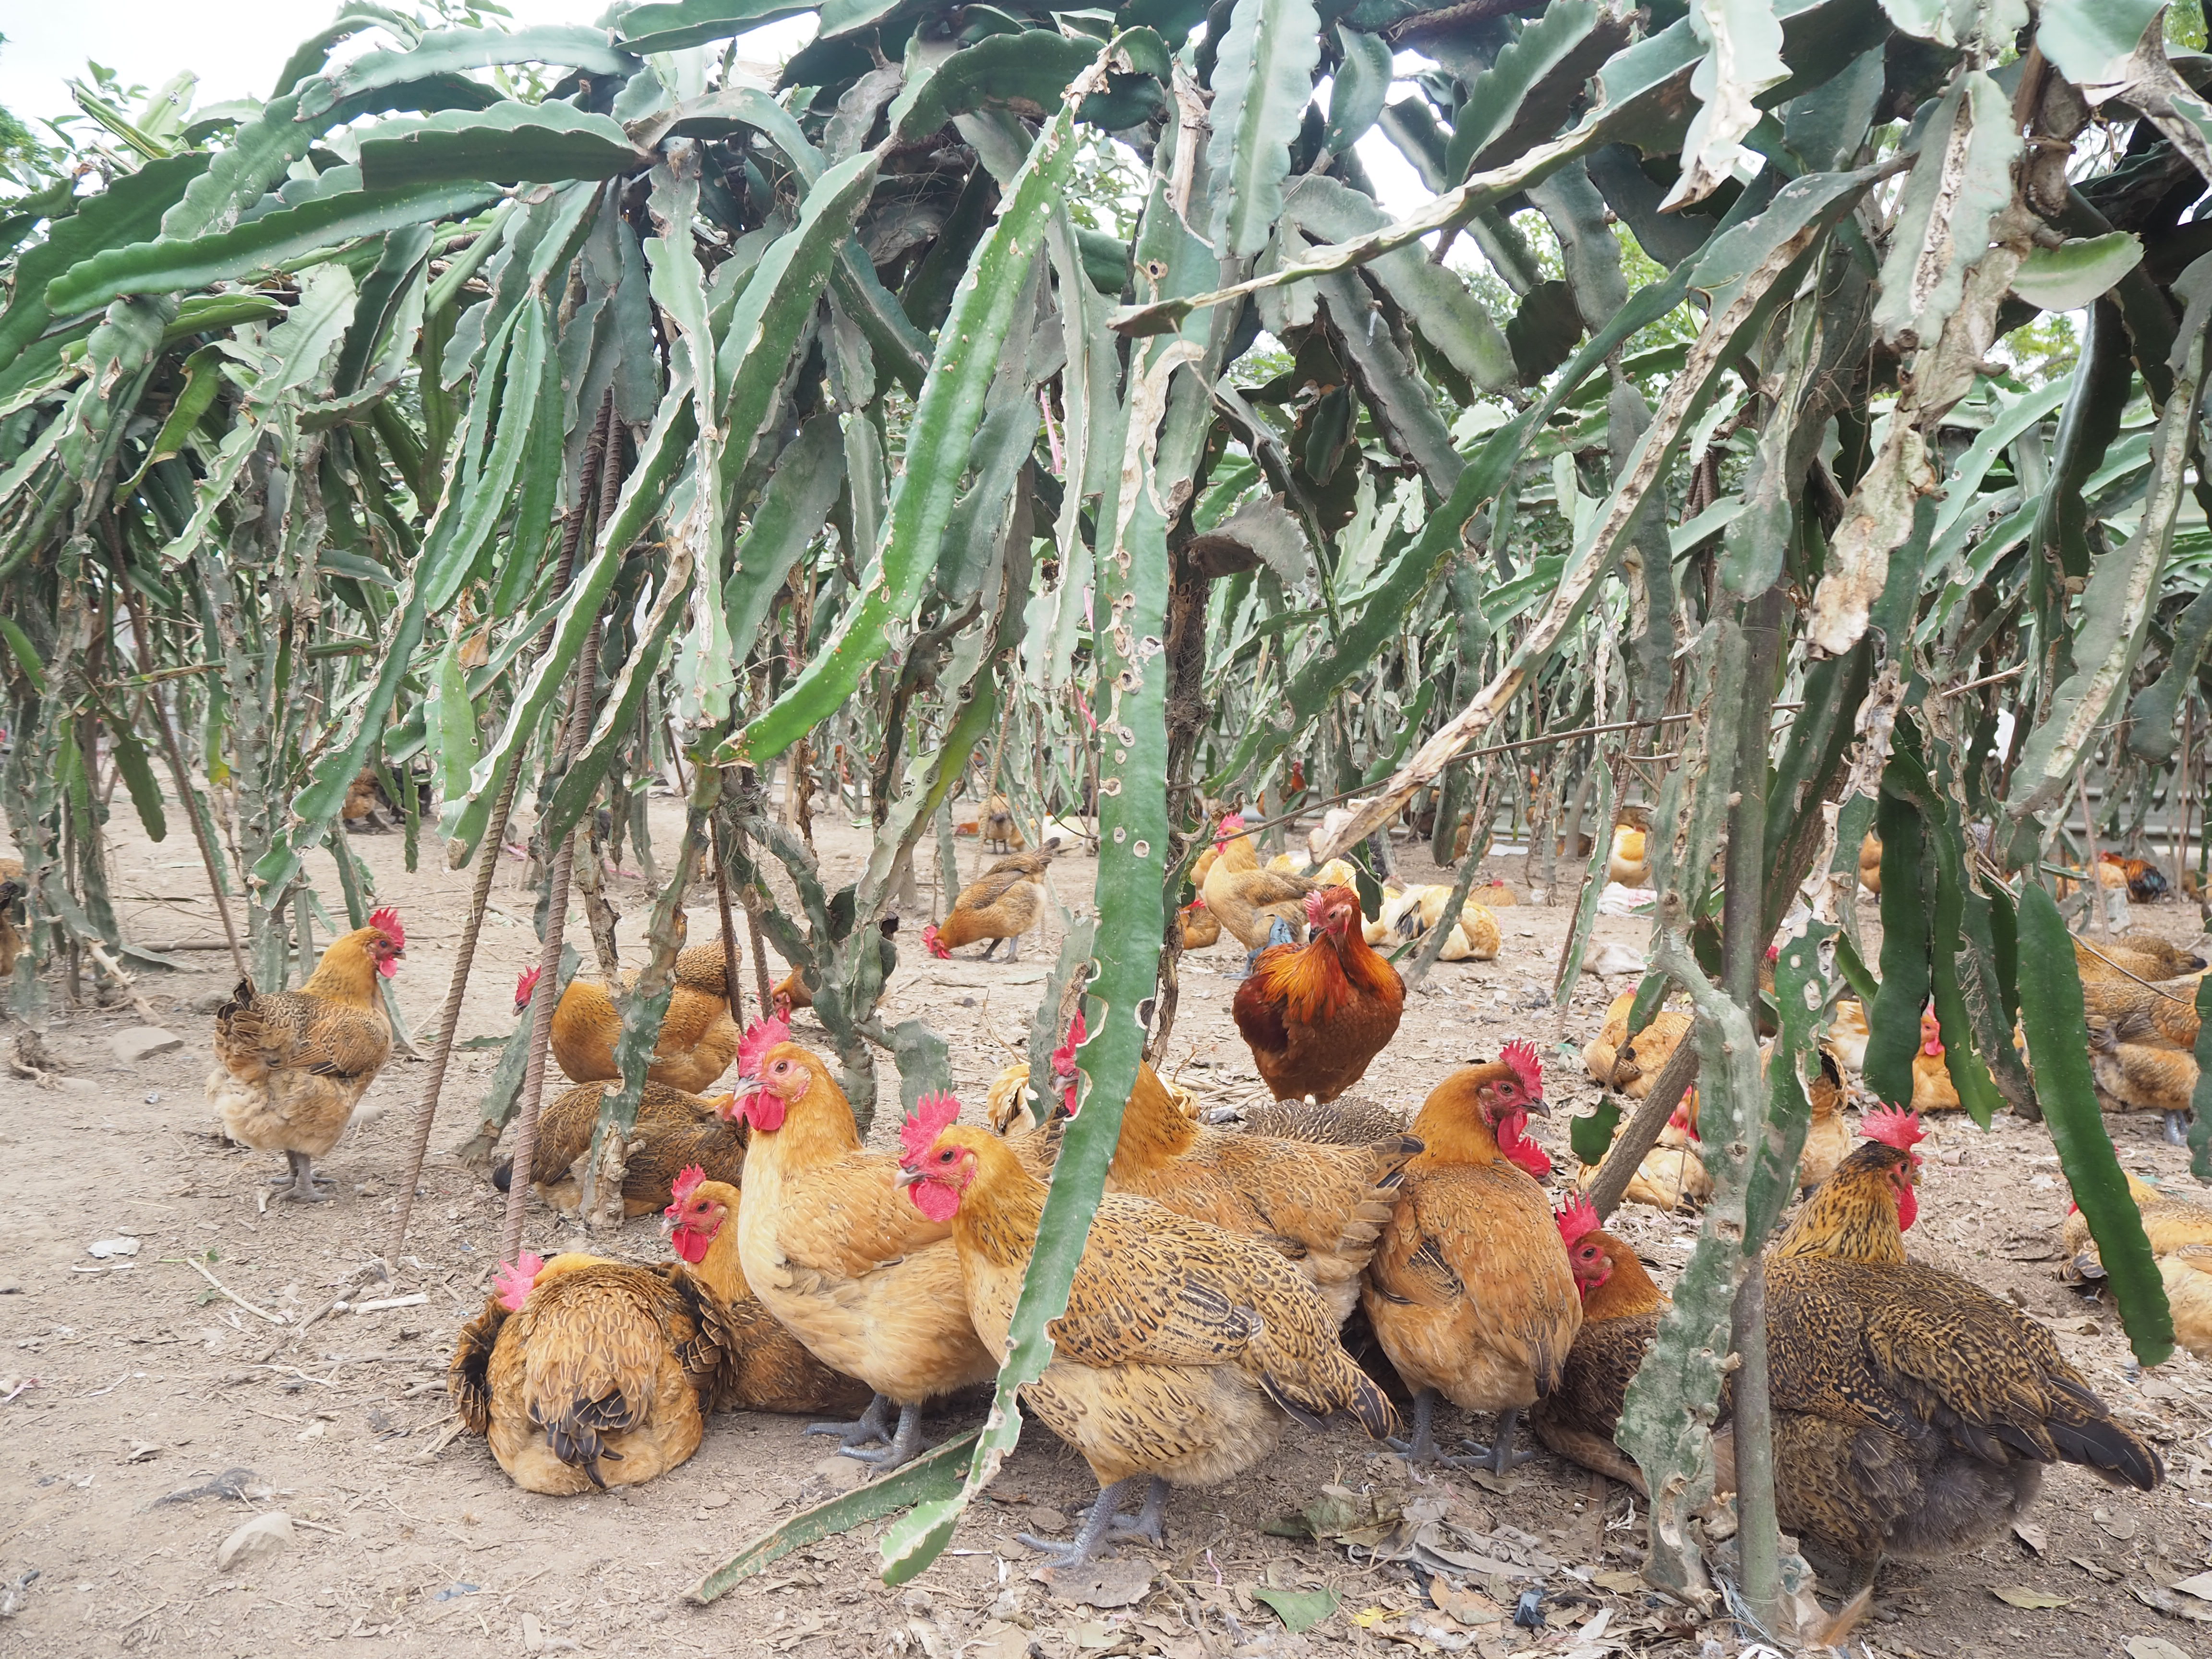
[911,1176,960,1223]
[671,1224,711,1264]
[739,1090,787,1133]
[1897,1179,1918,1232]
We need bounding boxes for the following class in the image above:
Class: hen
[207,909,404,1202]
[902,1112,1395,1566]
[662,1168,878,1417]
[1530,1196,1730,1494]
[447,1243,732,1494]
[1179,895,1220,950]
[924,849,1055,961]
[2061,1174,2212,1285]
[1046,1031,1421,1323]
[1232,885,1405,1103]
[493,1080,746,1216]
[1608,809,1651,887]
[1829,998,1871,1074]
[2076,931,2206,983]
[1766,1108,2162,1591]
[1582,991,1694,1098]
[1363,1046,1582,1473]
[1237,1094,1407,1145]
[1857,831,1884,896]
[1377,884,1501,961]
[772,915,900,1013]
[983,793,1023,853]
[1576,1090,1708,1213]
[1908,1008,1962,1114]
[522,933,743,1094]
[732,1018,995,1467]
[2089,1020,2199,1144]
[1795,1045,1854,1195]
[1201,814,1318,972]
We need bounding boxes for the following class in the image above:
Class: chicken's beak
[1523,1094,1551,1118]
[893,1165,923,1189]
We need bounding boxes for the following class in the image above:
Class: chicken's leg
[976,938,1000,962]
[842,1400,931,1469]
[1458,1407,1536,1475]
[1386,1387,1447,1463]
[1018,1477,1139,1568]
[270,1149,336,1203]
[803,1392,894,1450]
[1106,1476,1170,1547]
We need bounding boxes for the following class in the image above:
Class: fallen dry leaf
[1045,1558,1153,1609]
[1990,1585,2071,1610]
[2126,1639,2192,1659]
[2012,1521,2049,1556]
[2095,1505,2141,1541]
[1428,1576,1503,1626]
[2174,1570,2212,1602]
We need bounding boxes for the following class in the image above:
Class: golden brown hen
[447,1245,732,1494]
[1767,1108,2162,1591]
[732,1018,995,1468]
[207,909,404,1202]
[661,1170,877,1417]
[493,1081,747,1216]
[1042,1024,1421,1324]
[1363,1046,1581,1473]
[924,849,1056,961]
[2059,1172,2212,1284]
[1201,814,1317,962]
[902,1113,1395,1566]
[521,935,743,1094]
[1582,991,1694,1098]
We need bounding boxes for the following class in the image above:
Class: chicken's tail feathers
[2051,1410,2164,1491]
[1365,1133,1426,1184]
[1259,1349,1401,1442]
[492,1159,514,1194]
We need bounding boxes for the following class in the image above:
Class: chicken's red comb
[493,1251,544,1312]
[1554,1194,1602,1246]
[900,1091,962,1168]
[737,1012,791,1078]
[1219,813,1246,833]
[1861,1106,1925,1151]
[1305,888,1330,926]
[1189,894,1207,911]
[368,906,403,946]
[515,965,542,1000]
[1502,1038,1544,1098]
[1050,1010,1087,1079]
[669,1164,707,1210]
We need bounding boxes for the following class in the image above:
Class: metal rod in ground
[736,767,777,1016]
[381,755,524,1269]
[712,808,747,1028]
[500,830,579,1263]
[1584,1038,1700,1222]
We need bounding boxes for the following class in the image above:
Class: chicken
[2162,1246,2212,1360]
[1766,1108,2162,1591]
[0,877,23,977]
[2101,853,2170,903]
[900,1109,1395,1566]
[923,849,1056,962]
[1378,884,1501,961]
[2083,976,2202,1049]
[1237,1094,1407,1144]
[1045,1036,1422,1323]
[1858,831,1883,896]
[731,1018,996,1467]
[1829,998,1871,1073]
[1608,810,1650,887]
[1476,878,1519,907]
[1576,1091,1709,1213]
[2076,931,2207,982]
[1909,1008,1962,1113]
[662,1168,878,1417]
[522,933,744,1094]
[985,1053,1202,1137]
[2060,1173,2212,1283]
[983,793,1023,853]
[1796,1045,1854,1195]
[2088,1020,2199,1144]
[1363,1045,1582,1473]
[492,1081,747,1216]
[206,909,404,1202]
[1582,991,1694,1098]
[1180,895,1220,950]
[1201,814,1318,970]
[1232,886,1405,1103]
[772,915,900,1013]
[1531,1196,1730,1494]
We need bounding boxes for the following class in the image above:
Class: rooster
[1231,885,1405,1104]
[1766,1108,2162,1591]
[662,1168,877,1417]
[923,848,1056,962]
[2099,852,2169,903]
[732,1018,995,1467]
[901,1107,1395,1566]
[1363,1045,1582,1473]
[207,908,404,1202]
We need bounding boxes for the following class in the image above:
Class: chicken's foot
[842,1400,932,1470]
[804,1392,894,1449]
[976,938,1000,962]
[2167,1109,2190,1146]
[1389,1392,1533,1473]
[270,1150,336,1204]
[1019,1477,1140,1567]
[1106,1476,1170,1547]
[1456,1407,1536,1475]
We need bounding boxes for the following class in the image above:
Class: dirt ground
[3,785,2211,1659]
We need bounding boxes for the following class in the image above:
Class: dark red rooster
[1231,884,1404,1103]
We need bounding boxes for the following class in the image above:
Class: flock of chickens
[189,810,2206,1605]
